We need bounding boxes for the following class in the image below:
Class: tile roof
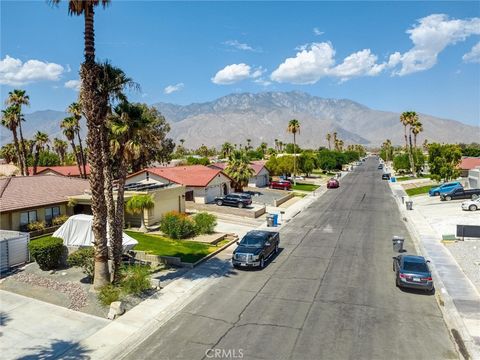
[210,160,267,176]
[28,165,91,177]
[132,165,229,187]
[0,175,89,212]
[458,157,480,170]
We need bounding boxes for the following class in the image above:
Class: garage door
[205,185,221,203]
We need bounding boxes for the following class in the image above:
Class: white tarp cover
[53,214,138,251]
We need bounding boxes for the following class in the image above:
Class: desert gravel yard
[444,240,480,293]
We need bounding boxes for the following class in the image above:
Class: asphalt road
[124,157,458,360]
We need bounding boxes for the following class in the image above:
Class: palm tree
[32,132,49,174]
[61,116,83,177]
[53,138,68,164]
[221,142,233,158]
[1,106,24,175]
[246,139,252,150]
[51,0,111,288]
[412,120,423,148]
[400,111,418,177]
[6,89,30,175]
[423,139,429,153]
[179,139,185,146]
[260,142,268,159]
[326,133,331,150]
[67,102,87,178]
[287,119,300,185]
[278,141,283,152]
[125,195,154,232]
[0,143,18,164]
[224,150,254,192]
[274,139,278,151]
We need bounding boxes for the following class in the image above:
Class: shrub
[52,215,69,226]
[120,265,151,295]
[193,212,217,235]
[160,211,195,239]
[98,284,121,306]
[28,237,64,270]
[28,221,46,231]
[67,247,95,281]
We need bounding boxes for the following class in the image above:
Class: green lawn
[292,183,320,192]
[126,231,227,263]
[396,174,430,182]
[405,185,432,197]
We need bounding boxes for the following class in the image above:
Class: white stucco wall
[248,167,270,187]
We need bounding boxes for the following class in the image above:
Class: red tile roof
[210,160,267,176]
[0,175,89,212]
[28,165,91,177]
[130,165,230,187]
[458,157,480,170]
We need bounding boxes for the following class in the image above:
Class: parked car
[462,197,480,211]
[382,173,391,180]
[232,230,280,269]
[215,193,252,208]
[270,179,292,190]
[393,254,434,293]
[327,178,339,188]
[429,182,462,196]
[440,188,480,201]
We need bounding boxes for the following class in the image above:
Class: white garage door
[205,184,221,203]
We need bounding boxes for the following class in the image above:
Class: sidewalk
[390,183,480,359]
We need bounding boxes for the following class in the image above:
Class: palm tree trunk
[84,5,95,64]
[293,133,297,186]
[33,148,40,175]
[408,130,416,177]
[70,140,83,178]
[17,117,28,176]
[114,153,128,283]
[77,131,87,179]
[414,133,417,149]
[11,129,24,176]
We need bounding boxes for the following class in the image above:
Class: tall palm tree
[260,142,268,159]
[221,142,233,158]
[278,141,283,152]
[67,102,87,178]
[400,111,417,177]
[6,89,30,175]
[179,139,185,146]
[0,143,18,165]
[53,138,68,164]
[32,132,49,174]
[51,0,111,288]
[423,139,429,153]
[1,106,24,175]
[246,138,252,150]
[61,116,83,177]
[274,139,278,151]
[224,150,254,192]
[412,120,423,149]
[287,119,300,185]
[326,133,331,150]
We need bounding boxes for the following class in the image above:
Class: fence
[0,230,30,276]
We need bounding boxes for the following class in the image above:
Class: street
[124,158,458,360]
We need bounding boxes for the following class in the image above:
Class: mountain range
[2,92,478,149]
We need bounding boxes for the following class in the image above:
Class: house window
[20,210,37,230]
[45,206,60,226]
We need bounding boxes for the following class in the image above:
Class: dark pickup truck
[440,188,480,201]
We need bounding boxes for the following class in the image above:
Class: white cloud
[0,55,64,86]
[463,41,480,63]
[270,42,335,84]
[164,83,184,94]
[313,28,324,36]
[330,49,386,81]
[212,63,263,85]
[223,40,259,52]
[64,79,80,91]
[392,14,480,76]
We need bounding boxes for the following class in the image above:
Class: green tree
[53,138,68,165]
[61,116,84,178]
[67,102,87,178]
[221,142,234,158]
[428,143,462,181]
[32,131,50,174]
[287,119,300,184]
[125,195,155,232]
[265,156,279,175]
[224,150,254,192]
[1,106,24,175]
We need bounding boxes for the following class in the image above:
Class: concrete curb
[389,184,478,360]
[185,236,238,268]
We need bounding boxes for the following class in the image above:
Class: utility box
[406,201,413,210]
[392,236,405,253]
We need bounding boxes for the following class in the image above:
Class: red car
[270,180,292,190]
[327,178,339,189]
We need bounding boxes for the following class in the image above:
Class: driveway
[243,187,289,206]
[0,290,108,359]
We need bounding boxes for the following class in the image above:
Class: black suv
[232,230,280,269]
[215,193,252,208]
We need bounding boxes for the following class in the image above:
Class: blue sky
[1,1,479,126]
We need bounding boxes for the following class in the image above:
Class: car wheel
[445,196,452,201]
[259,257,265,269]
[238,202,244,208]
[284,186,287,190]
[216,200,223,206]
[434,191,440,196]
[469,204,477,211]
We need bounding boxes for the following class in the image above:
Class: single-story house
[468,166,480,189]
[458,157,480,177]
[28,165,91,178]
[69,182,186,228]
[0,175,89,231]
[209,160,270,188]
[127,165,232,204]
[0,164,20,178]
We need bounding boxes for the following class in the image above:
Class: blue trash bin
[272,214,278,226]
[390,177,396,182]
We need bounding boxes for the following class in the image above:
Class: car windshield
[240,235,264,247]
[403,261,429,273]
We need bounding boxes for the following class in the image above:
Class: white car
[461,197,480,211]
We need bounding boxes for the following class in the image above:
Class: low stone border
[182,235,238,269]
[273,193,295,207]
[186,201,266,218]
